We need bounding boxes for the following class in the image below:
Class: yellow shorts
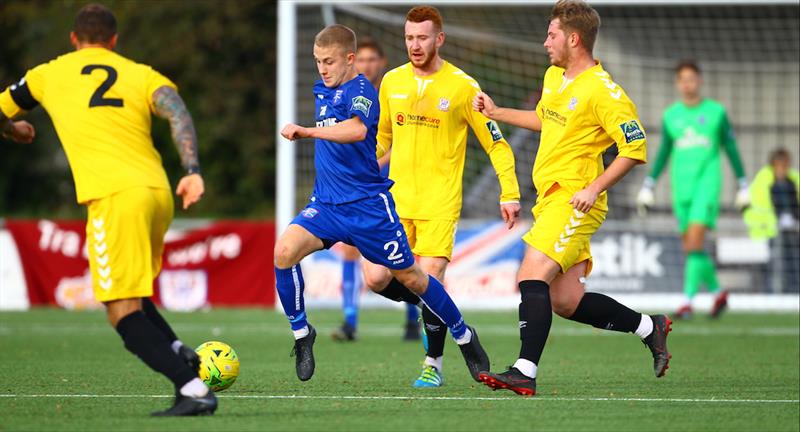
[86,187,174,303]
[401,218,458,260]
[522,184,606,275]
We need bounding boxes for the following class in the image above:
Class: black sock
[422,305,446,359]
[115,311,196,389]
[375,278,422,305]
[568,292,641,333]
[518,280,552,365]
[141,298,178,344]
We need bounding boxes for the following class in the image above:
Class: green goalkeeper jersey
[648,98,746,203]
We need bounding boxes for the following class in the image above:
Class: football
[195,341,240,391]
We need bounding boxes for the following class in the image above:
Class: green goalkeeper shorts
[674,194,720,233]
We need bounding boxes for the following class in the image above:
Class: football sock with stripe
[517,280,552,372]
[115,311,196,390]
[568,292,643,334]
[275,265,309,337]
[418,275,469,342]
[422,305,447,358]
[341,259,359,328]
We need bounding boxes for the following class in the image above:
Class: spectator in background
[745,148,800,292]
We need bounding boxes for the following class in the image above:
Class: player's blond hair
[550,0,601,53]
[314,25,357,55]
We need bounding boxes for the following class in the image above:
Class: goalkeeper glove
[636,177,656,217]
[735,178,750,210]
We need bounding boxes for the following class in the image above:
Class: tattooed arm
[151,86,204,209]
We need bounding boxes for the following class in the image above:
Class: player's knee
[105,298,142,327]
[551,295,579,318]
[273,240,299,269]
[364,268,392,292]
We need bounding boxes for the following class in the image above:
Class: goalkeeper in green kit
[637,60,748,319]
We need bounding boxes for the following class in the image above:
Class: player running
[331,37,422,342]
[0,4,214,415]
[472,0,671,396]
[636,60,749,319]
[275,24,489,383]
[360,5,521,388]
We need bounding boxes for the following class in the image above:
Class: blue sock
[275,265,307,331]
[406,303,419,322]
[342,259,359,328]
[418,275,467,340]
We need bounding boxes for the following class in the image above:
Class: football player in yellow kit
[473,0,672,396]
[0,4,214,415]
[362,6,521,387]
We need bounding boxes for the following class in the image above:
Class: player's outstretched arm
[281,116,367,144]
[0,112,35,144]
[473,92,542,132]
[152,86,204,210]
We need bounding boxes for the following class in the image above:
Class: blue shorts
[291,192,415,270]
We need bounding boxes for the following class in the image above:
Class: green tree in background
[0,0,276,218]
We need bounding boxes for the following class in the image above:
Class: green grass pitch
[1,308,798,431]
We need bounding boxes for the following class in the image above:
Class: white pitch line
[0,394,797,404]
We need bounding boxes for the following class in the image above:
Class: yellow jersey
[378,61,520,220]
[0,47,175,203]
[534,62,647,211]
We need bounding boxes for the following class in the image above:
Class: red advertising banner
[4,220,275,310]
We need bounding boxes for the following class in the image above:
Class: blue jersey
[312,74,392,204]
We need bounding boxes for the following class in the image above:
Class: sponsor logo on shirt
[351,95,373,117]
[319,105,327,116]
[438,97,450,112]
[675,126,710,149]
[485,120,503,141]
[394,112,440,128]
[619,120,646,143]
[316,118,338,128]
[541,106,567,126]
[301,208,319,219]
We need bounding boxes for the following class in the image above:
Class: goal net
[277,1,800,309]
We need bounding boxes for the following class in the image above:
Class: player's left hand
[500,202,521,229]
[281,123,310,141]
[176,173,204,210]
[570,188,598,213]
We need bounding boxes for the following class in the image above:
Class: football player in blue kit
[276,24,490,383]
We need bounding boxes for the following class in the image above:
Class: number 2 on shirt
[81,65,124,108]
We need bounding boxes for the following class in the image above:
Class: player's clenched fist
[281,123,311,141]
[176,173,204,210]
[2,120,36,144]
[472,92,497,118]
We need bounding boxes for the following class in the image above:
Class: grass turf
[0,308,798,431]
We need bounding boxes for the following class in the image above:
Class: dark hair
[675,60,701,76]
[550,0,601,52]
[406,5,443,32]
[357,36,385,58]
[770,147,791,164]
[315,24,357,54]
[74,3,117,43]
